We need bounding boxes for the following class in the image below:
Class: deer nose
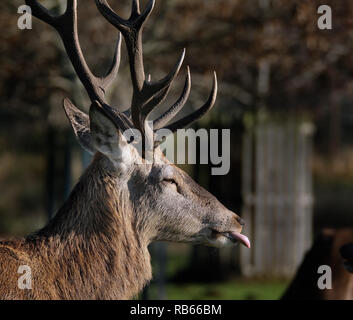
[236,216,245,226]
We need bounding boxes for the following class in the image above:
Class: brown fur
[0,154,151,300]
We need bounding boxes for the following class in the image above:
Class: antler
[95,0,218,147]
[27,0,218,156]
[25,0,132,132]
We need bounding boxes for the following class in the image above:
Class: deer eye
[162,178,180,193]
[163,178,177,186]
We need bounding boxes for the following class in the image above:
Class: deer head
[26,0,250,250]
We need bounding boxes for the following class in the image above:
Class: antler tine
[163,72,218,134]
[131,0,140,17]
[99,33,122,93]
[154,67,192,130]
[95,0,130,33]
[26,0,58,27]
[96,0,156,33]
[144,49,186,100]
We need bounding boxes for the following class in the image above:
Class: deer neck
[28,153,152,299]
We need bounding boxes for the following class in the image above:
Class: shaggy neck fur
[6,153,152,300]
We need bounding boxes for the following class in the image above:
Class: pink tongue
[229,232,251,248]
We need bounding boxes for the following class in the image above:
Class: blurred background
[1,0,353,299]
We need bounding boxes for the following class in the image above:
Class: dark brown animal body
[282,228,353,300]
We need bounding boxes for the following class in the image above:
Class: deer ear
[63,98,95,154]
[89,101,131,163]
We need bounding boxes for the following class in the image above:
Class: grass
[146,243,290,300]
[148,278,290,300]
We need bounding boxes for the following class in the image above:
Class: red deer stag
[0,0,250,300]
